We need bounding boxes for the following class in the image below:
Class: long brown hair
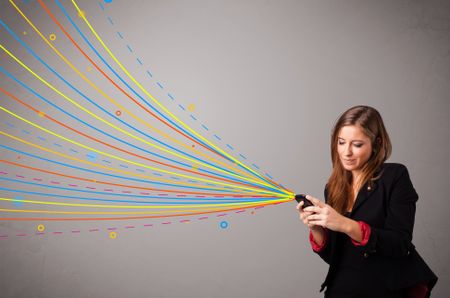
[327,105,392,214]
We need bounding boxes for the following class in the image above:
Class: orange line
[0,86,270,192]
[0,159,272,198]
[37,0,246,174]
[0,200,287,221]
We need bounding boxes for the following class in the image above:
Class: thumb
[306,195,325,207]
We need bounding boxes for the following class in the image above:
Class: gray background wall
[0,0,449,297]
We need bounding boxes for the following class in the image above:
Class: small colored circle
[37,224,45,232]
[220,221,229,229]
[49,34,56,41]
[187,104,196,112]
[109,231,117,239]
[115,110,122,116]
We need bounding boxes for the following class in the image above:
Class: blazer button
[363,252,369,258]
[407,250,411,256]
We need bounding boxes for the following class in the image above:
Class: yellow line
[1,197,284,209]
[71,0,291,195]
[8,0,268,189]
[0,129,283,196]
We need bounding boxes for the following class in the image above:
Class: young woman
[297,106,437,298]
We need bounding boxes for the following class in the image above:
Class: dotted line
[0,205,274,240]
[96,1,274,178]
[2,120,210,186]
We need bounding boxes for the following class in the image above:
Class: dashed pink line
[217,213,227,217]
[89,229,100,232]
[161,222,171,225]
[107,227,117,231]
[125,226,135,229]
[198,216,208,220]
[52,232,63,235]
[143,224,153,227]
[16,175,25,178]
[71,230,81,233]
[0,171,8,175]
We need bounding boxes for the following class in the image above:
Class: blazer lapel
[350,181,378,215]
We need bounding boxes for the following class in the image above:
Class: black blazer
[316,163,437,295]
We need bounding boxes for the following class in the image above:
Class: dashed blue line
[146,70,153,78]
[214,134,221,141]
[178,104,186,111]
[119,164,129,168]
[37,136,46,141]
[107,16,114,25]
[226,144,234,150]
[190,115,197,121]
[201,124,209,131]
[167,93,174,100]
[53,143,63,148]
[265,173,273,179]
[126,44,133,53]
[136,58,143,65]
[153,173,163,177]
[98,2,105,11]
[102,159,111,164]
[135,168,145,173]
[239,153,247,159]
[116,31,123,39]
[5,122,15,128]
[252,163,260,169]
[69,149,78,153]
[157,82,164,89]
[21,129,30,134]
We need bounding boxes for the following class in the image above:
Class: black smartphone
[295,194,314,208]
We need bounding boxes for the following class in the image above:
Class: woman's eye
[353,143,363,148]
[338,141,345,145]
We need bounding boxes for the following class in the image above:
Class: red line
[0,87,269,192]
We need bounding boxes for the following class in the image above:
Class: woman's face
[337,125,373,175]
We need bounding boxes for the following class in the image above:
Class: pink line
[235,210,246,213]
[122,191,131,194]
[161,222,171,225]
[52,232,63,235]
[107,227,117,231]
[217,213,227,217]
[50,181,60,184]
[33,178,42,181]
[16,234,28,236]
[125,226,135,229]
[143,224,153,227]
[179,220,190,223]
[68,184,78,187]
[198,216,208,220]
[16,175,25,178]
[255,206,265,210]
[0,171,8,175]
[140,192,150,195]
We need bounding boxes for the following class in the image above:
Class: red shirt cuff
[309,229,327,252]
[351,221,371,246]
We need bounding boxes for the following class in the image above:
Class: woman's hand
[299,195,349,233]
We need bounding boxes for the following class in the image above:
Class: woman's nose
[344,145,352,156]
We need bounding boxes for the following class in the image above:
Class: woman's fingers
[306,195,325,207]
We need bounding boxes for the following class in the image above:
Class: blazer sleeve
[362,164,418,258]
[312,187,333,264]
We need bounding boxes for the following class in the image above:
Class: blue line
[0,177,267,202]
[0,144,231,192]
[98,2,104,11]
[126,44,133,52]
[167,93,174,100]
[190,115,197,121]
[239,153,247,159]
[214,134,221,141]
[107,16,114,25]
[53,143,62,148]
[136,58,143,65]
[178,104,185,111]
[226,144,234,150]
[146,70,153,78]
[37,136,46,141]
[0,186,264,205]
[0,30,271,193]
[116,31,123,39]
[201,124,209,131]
[22,129,30,134]
[157,82,164,89]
